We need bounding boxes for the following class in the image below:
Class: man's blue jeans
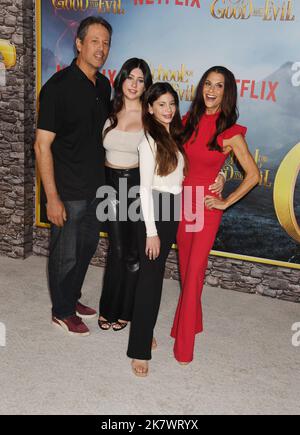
[48,198,102,319]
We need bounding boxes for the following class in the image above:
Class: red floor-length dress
[171,112,247,362]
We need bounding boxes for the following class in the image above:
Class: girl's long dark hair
[104,58,153,137]
[182,66,238,152]
[143,82,188,177]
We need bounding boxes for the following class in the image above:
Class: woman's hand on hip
[204,196,228,211]
[146,236,160,260]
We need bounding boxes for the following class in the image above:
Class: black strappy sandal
[112,321,128,331]
[98,318,112,330]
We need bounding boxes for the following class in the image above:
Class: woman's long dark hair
[143,82,188,177]
[104,58,153,137]
[182,66,238,152]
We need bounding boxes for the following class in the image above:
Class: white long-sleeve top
[139,134,185,237]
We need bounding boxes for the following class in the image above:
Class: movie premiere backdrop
[36,0,300,270]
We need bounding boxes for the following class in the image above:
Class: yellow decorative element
[273,142,300,243]
[0,39,17,68]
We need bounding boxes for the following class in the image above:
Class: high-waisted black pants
[127,191,181,360]
[99,167,140,323]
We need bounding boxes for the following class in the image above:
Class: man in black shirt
[34,17,112,336]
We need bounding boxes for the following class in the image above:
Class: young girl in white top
[127,82,188,376]
[98,58,153,331]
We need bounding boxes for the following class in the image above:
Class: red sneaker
[76,301,97,319]
[52,315,90,336]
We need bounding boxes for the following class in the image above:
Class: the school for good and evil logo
[51,0,125,14]
[210,0,295,21]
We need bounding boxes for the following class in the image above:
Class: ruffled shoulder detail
[217,124,247,147]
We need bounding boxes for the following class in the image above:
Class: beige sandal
[131,360,149,377]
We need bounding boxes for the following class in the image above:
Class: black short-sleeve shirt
[37,59,111,201]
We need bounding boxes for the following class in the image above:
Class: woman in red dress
[171,66,260,364]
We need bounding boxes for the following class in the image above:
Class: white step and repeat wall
[36,0,300,270]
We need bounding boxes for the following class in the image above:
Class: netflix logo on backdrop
[236,79,279,102]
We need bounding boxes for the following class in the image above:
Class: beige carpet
[0,255,299,415]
